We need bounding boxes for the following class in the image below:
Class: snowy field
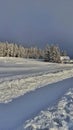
[0,57,73,129]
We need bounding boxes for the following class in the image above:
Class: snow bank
[24,83,73,130]
[0,68,73,103]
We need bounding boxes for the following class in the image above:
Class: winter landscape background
[0,0,73,130]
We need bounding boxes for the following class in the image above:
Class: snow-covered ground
[0,57,73,130]
[0,57,73,103]
[24,83,73,130]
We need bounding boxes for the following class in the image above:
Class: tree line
[0,42,67,63]
[44,44,67,63]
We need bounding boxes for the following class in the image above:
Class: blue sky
[0,0,73,56]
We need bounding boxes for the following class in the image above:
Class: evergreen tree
[44,44,61,63]
[44,44,51,61]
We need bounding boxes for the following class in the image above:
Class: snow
[0,68,73,103]
[24,87,73,130]
[0,57,73,103]
[0,57,73,129]
[0,77,73,130]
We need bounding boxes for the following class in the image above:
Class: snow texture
[24,85,73,130]
[0,57,73,103]
[0,57,73,130]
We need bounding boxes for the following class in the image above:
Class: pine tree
[44,44,61,63]
[44,44,51,62]
[0,43,3,57]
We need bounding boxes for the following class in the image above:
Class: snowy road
[0,77,73,130]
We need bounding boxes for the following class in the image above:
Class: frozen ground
[24,83,73,130]
[0,57,73,103]
[0,57,73,129]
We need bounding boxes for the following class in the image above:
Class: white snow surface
[24,85,73,130]
[0,57,73,130]
[0,57,73,103]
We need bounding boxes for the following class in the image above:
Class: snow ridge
[24,87,73,130]
[0,68,73,103]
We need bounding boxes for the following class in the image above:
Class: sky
[0,0,73,57]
